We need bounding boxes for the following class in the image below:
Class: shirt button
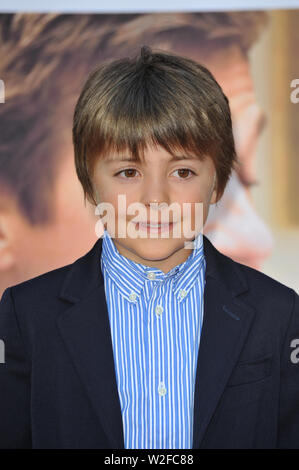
[155,305,163,316]
[158,382,167,397]
[147,271,156,280]
[129,292,137,301]
[179,289,187,298]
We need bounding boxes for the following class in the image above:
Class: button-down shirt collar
[100,229,205,304]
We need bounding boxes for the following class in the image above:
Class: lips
[139,222,173,227]
[136,222,174,228]
[134,221,176,233]
[134,221,176,226]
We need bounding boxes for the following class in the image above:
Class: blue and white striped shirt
[100,229,206,449]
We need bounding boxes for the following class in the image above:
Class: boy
[0,46,298,449]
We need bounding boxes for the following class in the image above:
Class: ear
[209,174,220,205]
[0,210,15,271]
[210,188,218,204]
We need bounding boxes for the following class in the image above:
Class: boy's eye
[172,169,195,179]
[114,168,196,179]
[115,168,139,178]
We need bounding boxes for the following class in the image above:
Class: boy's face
[90,144,218,273]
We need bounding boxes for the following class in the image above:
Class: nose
[138,175,175,222]
[139,175,171,208]
[233,103,267,187]
[254,105,267,136]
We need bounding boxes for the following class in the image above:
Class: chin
[131,239,181,258]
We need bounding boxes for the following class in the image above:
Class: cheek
[95,176,134,203]
[177,179,209,202]
[182,184,213,224]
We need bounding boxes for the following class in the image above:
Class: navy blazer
[0,234,298,449]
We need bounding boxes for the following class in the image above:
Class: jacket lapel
[56,237,125,449]
[56,234,256,449]
[192,235,256,448]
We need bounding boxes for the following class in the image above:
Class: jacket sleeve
[0,287,32,448]
[277,288,299,448]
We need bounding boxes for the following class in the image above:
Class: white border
[1,0,299,13]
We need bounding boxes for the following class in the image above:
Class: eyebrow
[105,154,199,164]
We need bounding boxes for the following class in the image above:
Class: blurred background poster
[0,1,298,298]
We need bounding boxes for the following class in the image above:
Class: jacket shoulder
[235,258,296,297]
[230,257,297,333]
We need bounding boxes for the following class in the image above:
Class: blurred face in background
[173,41,274,268]
[0,148,98,298]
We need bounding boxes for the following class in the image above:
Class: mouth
[134,222,175,233]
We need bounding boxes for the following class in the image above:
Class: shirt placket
[146,271,168,449]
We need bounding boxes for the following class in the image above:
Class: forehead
[103,152,202,164]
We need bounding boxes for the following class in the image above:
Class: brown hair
[73,45,239,206]
[0,12,267,223]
